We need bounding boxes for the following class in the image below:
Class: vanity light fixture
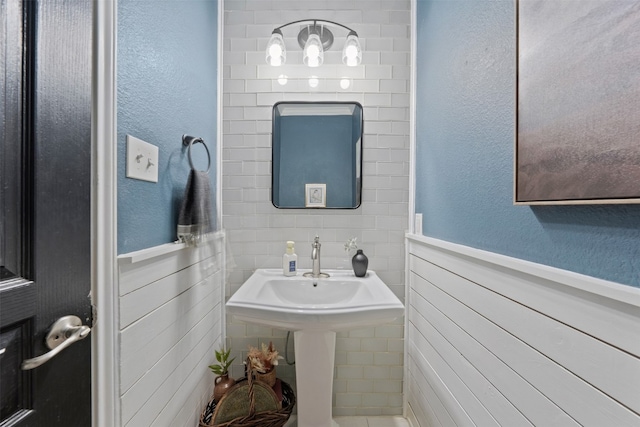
[265,19,362,67]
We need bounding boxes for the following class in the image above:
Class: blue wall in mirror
[272,102,362,209]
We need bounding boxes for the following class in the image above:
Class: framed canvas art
[516,0,640,204]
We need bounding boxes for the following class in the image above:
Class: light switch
[126,135,159,183]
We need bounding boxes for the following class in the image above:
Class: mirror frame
[271,101,363,209]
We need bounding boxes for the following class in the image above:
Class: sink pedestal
[294,330,337,427]
[226,269,405,427]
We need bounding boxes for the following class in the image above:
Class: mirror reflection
[272,102,363,209]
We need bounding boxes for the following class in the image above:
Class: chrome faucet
[303,235,330,279]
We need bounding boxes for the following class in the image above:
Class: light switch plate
[126,135,159,183]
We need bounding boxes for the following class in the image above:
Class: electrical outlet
[126,135,159,183]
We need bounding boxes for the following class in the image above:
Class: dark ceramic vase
[352,249,368,277]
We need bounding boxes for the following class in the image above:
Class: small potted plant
[208,346,236,402]
[247,342,283,387]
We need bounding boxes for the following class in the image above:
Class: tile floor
[284,416,410,426]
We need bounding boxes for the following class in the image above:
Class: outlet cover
[126,135,159,183]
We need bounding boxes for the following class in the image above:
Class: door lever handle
[21,315,91,370]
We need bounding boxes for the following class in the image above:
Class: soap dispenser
[283,241,297,276]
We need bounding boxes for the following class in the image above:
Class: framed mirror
[272,101,363,209]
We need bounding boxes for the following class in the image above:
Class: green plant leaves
[209,346,235,375]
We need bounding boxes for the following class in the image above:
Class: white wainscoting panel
[117,232,225,427]
[406,235,640,427]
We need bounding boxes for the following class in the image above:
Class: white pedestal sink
[226,269,404,427]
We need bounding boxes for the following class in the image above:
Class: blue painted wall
[117,0,217,254]
[415,0,640,288]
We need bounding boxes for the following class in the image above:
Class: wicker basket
[199,373,295,427]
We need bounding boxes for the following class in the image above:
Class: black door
[1,0,92,425]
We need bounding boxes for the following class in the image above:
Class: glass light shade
[342,32,362,67]
[266,29,286,66]
[303,33,323,67]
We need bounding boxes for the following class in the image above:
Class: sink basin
[226,268,405,427]
[226,269,404,331]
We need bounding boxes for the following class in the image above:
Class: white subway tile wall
[223,0,410,416]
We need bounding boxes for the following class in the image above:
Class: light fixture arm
[273,19,359,37]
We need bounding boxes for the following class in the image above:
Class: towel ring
[182,134,211,173]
